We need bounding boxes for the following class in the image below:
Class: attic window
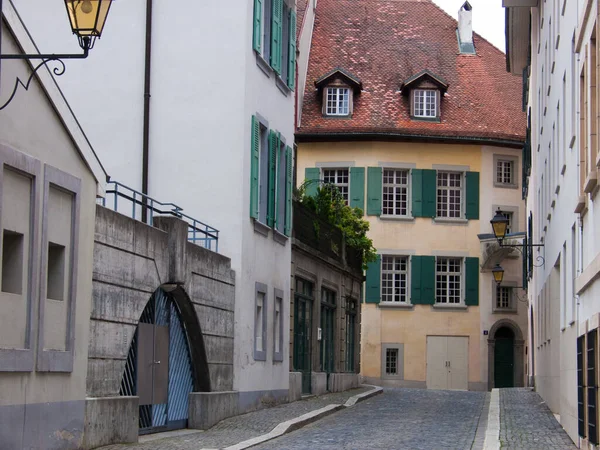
[412,89,439,119]
[326,87,350,116]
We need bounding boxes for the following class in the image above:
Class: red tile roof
[298,0,526,145]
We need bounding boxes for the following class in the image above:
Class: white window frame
[385,348,399,375]
[382,168,410,217]
[381,255,409,304]
[493,155,518,189]
[412,89,439,119]
[496,286,512,309]
[322,167,350,204]
[496,159,513,185]
[436,171,463,219]
[325,87,351,116]
[435,257,463,305]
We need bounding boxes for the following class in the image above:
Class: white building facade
[505,0,600,447]
[10,0,296,419]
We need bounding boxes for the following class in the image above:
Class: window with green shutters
[252,0,296,89]
[465,172,480,220]
[304,167,320,197]
[250,118,293,236]
[349,167,365,210]
[464,257,480,306]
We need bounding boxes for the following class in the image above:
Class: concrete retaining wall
[328,373,359,393]
[85,206,236,445]
[289,372,302,402]
[83,397,138,449]
[188,391,239,430]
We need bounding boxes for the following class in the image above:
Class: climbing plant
[295,181,377,270]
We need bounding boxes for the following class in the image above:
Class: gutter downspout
[141,0,153,222]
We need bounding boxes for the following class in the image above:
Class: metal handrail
[99,181,219,252]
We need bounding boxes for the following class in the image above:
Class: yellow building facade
[296,141,528,391]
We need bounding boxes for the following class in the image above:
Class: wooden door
[426,336,448,390]
[447,336,469,390]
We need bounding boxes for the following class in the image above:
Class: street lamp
[492,264,504,286]
[490,208,509,242]
[0,0,114,109]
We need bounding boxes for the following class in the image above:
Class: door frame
[487,319,525,390]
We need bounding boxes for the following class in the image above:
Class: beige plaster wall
[0,27,97,406]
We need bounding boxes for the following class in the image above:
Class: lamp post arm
[1,39,90,60]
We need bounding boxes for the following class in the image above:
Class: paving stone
[253,388,487,450]
[98,387,370,450]
[499,388,577,450]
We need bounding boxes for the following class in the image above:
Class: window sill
[431,304,469,311]
[379,302,414,309]
[494,182,518,190]
[379,215,414,222]
[255,52,273,78]
[410,116,441,123]
[493,309,518,314]
[276,77,291,96]
[321,114,353,119]
[433,218,469,225]
[254,219,270,237]
[273,229,288,245]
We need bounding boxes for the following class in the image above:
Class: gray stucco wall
[85,206,235,446]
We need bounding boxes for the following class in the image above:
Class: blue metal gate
[120,288,194,433]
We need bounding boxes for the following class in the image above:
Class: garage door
[426,336,468,390]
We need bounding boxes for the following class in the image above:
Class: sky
[432,0,506,52]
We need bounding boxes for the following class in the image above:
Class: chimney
[457,2,475,54]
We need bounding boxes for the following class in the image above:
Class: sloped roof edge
[400,69,449,92]
[315,67,363,90]
[4,2,108,195]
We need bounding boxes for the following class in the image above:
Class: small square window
[325,87,350,116]
[413,89,438,119]
[496,160,514,185]
[496,286,512,309]
[386,348,398,375]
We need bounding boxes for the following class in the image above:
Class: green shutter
[410,256,422,303]
[465,257,480,306]
[421,256,435,304]
[284,146,293,236]
[250,116,260,219]
[411,169,423,217]
[349,167,365,210]
[365,255,381,304]
[422,169,436,218]
[367,167,382,216]
[465,171,480,220]
[274,141,282,231]
[287,10,296,89]
[271,0,283,74]
[267,131,279,227]
[412,256,435,305]
[305,167,320,197]
[253,0,263,52]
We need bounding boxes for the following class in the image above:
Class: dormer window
[413,89,438,118]
[400,70,449,122]
[326,87,350,116]
[315,68,363,118]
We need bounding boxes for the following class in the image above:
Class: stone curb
[214,385,383,450]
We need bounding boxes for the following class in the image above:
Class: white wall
[525,0,588,444]
[10,0,295,399]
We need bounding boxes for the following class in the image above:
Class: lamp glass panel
[491,218,508,239]
[65,0,112,36]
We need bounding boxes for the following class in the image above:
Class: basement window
[47,242,66,301]
[2,230,24,294]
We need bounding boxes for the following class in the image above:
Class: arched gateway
[120,286,210,433]
[487,319,525,389]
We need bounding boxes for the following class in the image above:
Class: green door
[294,278,313,394]
[320,288,336,379]
[494,327,515,388]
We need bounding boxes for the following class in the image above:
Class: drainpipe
[141,0,153,222]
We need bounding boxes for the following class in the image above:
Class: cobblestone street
[99,387,579,450]
[499,389,576,450]
[253,388,487,450]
